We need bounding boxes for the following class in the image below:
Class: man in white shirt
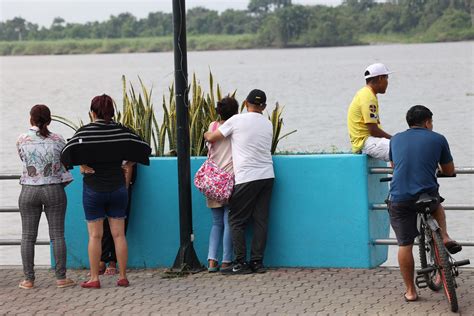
[204,89,275,274]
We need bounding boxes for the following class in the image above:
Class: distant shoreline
[1,33,473,56]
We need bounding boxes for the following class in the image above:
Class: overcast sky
[1,0,344,27]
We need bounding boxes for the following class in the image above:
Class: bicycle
[413,193,470,312]
[381,177,470,312]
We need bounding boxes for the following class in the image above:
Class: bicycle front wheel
[432,229,458,312]
[418,223,442,291]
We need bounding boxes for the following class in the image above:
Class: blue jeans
[207,206,233,263]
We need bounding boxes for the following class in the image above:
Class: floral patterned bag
[193,123,234,202]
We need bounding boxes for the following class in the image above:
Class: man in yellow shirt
[347,63,393,161]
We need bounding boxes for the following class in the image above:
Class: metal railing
[0,174,50,246]
[2,170,473,248]
[0,174,21,180]
[370,167,474,175]
[370,166,474,247]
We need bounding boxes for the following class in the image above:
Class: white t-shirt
[219,112,274,185]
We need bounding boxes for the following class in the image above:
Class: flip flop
[56,278,76,288]
[404,293,418,302]
[445,240,462,254]
[19,280,34,290]
[104,266,117,276]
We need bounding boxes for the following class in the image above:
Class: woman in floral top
[16,104,75,289]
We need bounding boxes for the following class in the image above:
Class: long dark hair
[30,104,51,138]
[216,96,239,120]
[90,94,114,123]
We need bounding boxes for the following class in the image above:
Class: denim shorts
[83,184,128,221]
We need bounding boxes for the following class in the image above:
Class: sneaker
[231,262,252,275]
[250,260,267,274]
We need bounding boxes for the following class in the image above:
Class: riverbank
[0,34,257,56]
[1,31,473,56]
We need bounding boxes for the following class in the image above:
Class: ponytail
[30,104,51,138]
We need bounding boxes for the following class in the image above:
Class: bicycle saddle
[415,193,438,212]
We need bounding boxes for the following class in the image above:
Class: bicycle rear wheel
[418,223,442,291]
[432,229,458,312]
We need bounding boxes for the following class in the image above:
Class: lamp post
[171,0,203,272]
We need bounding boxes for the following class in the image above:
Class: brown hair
[30,104,51,138]
[90,94,114,123]
[216,97,239,120]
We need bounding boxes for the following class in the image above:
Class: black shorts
[388,192,442,246]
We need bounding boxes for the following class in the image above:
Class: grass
[0,34,258,56]
[1,30,471,56]
[360,29,474,45]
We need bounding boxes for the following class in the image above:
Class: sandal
[57,278,76,288]
[208,259,219,273]
[87,263,106,277]
[19,280,34,290]
[404,293,418,302]
[104,266,117,276]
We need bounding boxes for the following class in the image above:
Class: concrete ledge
[63,154,389,268]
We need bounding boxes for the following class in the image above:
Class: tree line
[1,0,473,47]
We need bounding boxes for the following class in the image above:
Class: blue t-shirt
[389,128,453,202]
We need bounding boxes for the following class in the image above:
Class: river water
[0,41,473,266]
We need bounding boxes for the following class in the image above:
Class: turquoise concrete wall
[63,154,389,269]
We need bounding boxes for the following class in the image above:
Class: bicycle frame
[380,177,469,312]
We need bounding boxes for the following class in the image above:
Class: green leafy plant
[269,102,297,154]
[117,75,158,154]
[52,72,296,156]
[52,75,162,155]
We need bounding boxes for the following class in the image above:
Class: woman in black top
[62,94,150,289]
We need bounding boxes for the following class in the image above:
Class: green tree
[248,0,292,16]
[142,12,173,37]
[1,17,28,41]
[342,0,376,12]
[187,7,220,34]
[257,5,309,47]
[219,9,253,34]
[301,6,357,46]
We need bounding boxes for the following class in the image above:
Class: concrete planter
[63,154,389,268]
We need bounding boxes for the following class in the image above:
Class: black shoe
[219,263,234,275]
[250,260,267,274]
[231,262,252,275]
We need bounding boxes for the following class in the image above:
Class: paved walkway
[0,267,473,315]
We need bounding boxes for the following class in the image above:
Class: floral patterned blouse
[16,127,73,185]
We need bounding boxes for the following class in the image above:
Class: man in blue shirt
[388,105,462,302]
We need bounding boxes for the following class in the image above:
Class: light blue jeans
[207,206,233,263]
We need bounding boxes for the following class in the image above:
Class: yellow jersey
[347,86,382,153]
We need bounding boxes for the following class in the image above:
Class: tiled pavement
[0,267,473,315]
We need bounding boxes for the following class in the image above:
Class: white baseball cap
[364,63,393,79]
